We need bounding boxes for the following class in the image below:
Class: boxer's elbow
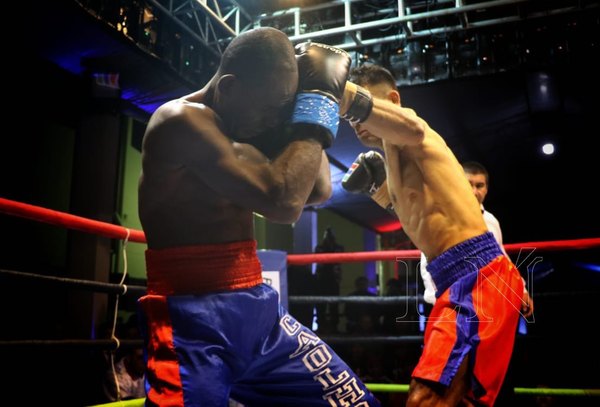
[413,122,426,144]
[262,187,306,224]
[306,178,332,206]
[265,201,304,224]
[394,109,426,146]
[403,119,426,146]
[309,185,332,205]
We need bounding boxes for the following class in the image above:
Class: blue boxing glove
[291,42,352,148]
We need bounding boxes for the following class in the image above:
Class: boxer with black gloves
[138,27,380,407]
[345,63,523,407]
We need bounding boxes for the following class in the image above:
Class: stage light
[541,143,555,156]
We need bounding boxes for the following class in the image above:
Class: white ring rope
[109,228,130,401]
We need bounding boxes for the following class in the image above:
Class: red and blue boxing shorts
[412,232,524,406]
[138,240,379,407]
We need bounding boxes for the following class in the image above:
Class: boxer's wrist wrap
[291,93,340,148]
[371,184,395,214]
[342,85,373,124]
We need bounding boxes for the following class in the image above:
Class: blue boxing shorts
[139,240,379,407]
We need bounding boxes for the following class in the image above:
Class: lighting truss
[147,0,253,56]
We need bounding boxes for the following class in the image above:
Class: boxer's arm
[149,103,323,223]
[232,141,269,164]
[234,142,331,206]
[306,151,332,205]
[341,82,426,147]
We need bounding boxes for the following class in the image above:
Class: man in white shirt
[420,161,533,316]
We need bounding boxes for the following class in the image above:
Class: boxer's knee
[407,378,442,407]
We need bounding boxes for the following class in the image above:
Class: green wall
[115,118,146,280]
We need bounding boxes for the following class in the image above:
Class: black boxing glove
[291,42,352,148]
[295,42,351,103]
[342,151,393,212]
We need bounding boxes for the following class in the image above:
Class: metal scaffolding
[147,0,253,56]
[143,0,598,57]
[253,0,598,51]
[79,0,599,87]
[252,0,599,85]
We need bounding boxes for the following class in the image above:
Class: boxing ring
[1,197,599,405]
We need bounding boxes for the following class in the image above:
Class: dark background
[1,1,598,405]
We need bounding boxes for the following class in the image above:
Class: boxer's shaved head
[218,27,297,83]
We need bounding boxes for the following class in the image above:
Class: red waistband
[145,240,263,295]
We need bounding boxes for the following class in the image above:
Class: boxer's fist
[342,151,393,212]
[342,151,387,195]
[291,43,351,148]
[295,42,351,103]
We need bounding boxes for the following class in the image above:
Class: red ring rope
[1,197,598,264]
[288,250,422,265]
[287,238,600,264]
[0,197,146,243]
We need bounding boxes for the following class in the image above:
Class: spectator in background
[103,315,145,402]
[103,347,145,401]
